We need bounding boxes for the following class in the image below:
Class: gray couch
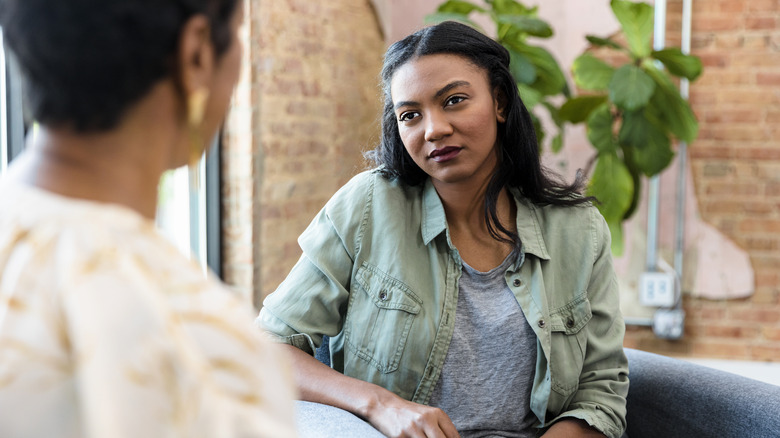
[295,342,780,437]
[622,348,780,438]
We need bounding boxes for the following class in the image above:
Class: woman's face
[390,54,505,189]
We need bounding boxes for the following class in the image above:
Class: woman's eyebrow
[394,100,417,111]
[434,80,470,99]
[394,80,472,111]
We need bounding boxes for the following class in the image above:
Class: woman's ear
[493,87,507,123]
[176,15,215,98]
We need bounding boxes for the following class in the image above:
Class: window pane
[156,167,193,257]
[1,27,8,175]
[156,158,207,271]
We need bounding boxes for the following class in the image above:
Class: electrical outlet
[653,309,685,340]
[639,272,676,307]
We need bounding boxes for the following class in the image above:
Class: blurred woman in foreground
[0,1,296,436]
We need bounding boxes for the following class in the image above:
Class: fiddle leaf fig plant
[425,0,570,152]
[559,0,703,253]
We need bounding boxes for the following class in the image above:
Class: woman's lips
[429,146,462,162]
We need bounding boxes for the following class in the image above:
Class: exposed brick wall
[221,0,254,301]
[227,0,384,306]
[623,0,780,361]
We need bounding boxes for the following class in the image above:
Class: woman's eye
[445,95,466,106]
[398,112,419,122]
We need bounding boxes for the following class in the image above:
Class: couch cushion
[296,400,385,438]
[625,348,780,438]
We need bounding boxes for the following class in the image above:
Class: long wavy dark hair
[367,20,592,249]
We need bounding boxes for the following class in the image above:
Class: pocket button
[566,317,575,328]
[379,290,388,301]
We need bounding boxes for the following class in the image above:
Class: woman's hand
[281,345,459,438]
[365,392,460,438]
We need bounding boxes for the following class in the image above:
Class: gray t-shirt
[428,252,538,438]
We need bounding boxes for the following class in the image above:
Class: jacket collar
[420,180,550,261]
[510,188,550,261]
[421,179,448,245]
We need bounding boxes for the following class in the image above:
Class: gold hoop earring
[187,88,209,190]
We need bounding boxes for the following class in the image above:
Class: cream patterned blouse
[0,182,297,438]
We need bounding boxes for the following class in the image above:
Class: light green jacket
[259,170,628,438]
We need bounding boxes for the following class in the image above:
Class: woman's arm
[549,209,628,438]
[542,419,606,438]
[283,345,460,438]
[262,175,458,437]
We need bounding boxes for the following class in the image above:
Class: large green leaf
[539,102,565,153]
[609,64,655,111]
[610,0,654,58]
[489,0,533,15]
[436,0,486,14]
[496,14,553,38]
[559,95,608,123]
[492,0,536,42]
[643,63,699,143]
[587,151,634,254]
[607,220,625,255]
[507,48,537,84]
[551,132,564,153]
[572,53,615,91]
[424,12,485,32]
[541,101,563,127]
[587,152,634,227]
[619,146,643,220]
[619,110,675,176]
[651,48,703,81]
[517,82,542,109]
[586,35,626,51]
[586,103,616,153]
[529,111,545,151]
[509,44,567,96]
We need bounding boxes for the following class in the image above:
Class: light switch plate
[639,271,676,307]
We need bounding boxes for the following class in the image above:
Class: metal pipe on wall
[646,0,668,272]
[674,0,693,282]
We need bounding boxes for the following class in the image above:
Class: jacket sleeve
[257,173,371,355]
[549,208,629,438]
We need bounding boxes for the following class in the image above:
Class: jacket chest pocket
[344,263,422,373]
[548,292,592,398]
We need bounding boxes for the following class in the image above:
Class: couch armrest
[624,348,780,438]
[295,400,386,438]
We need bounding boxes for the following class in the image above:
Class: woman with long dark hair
[0,1,296,436]
[261,21,628,438]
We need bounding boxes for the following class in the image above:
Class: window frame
[0,28,25,173]
[204,137,222,278]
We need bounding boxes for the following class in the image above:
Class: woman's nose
[424,111,453,142]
